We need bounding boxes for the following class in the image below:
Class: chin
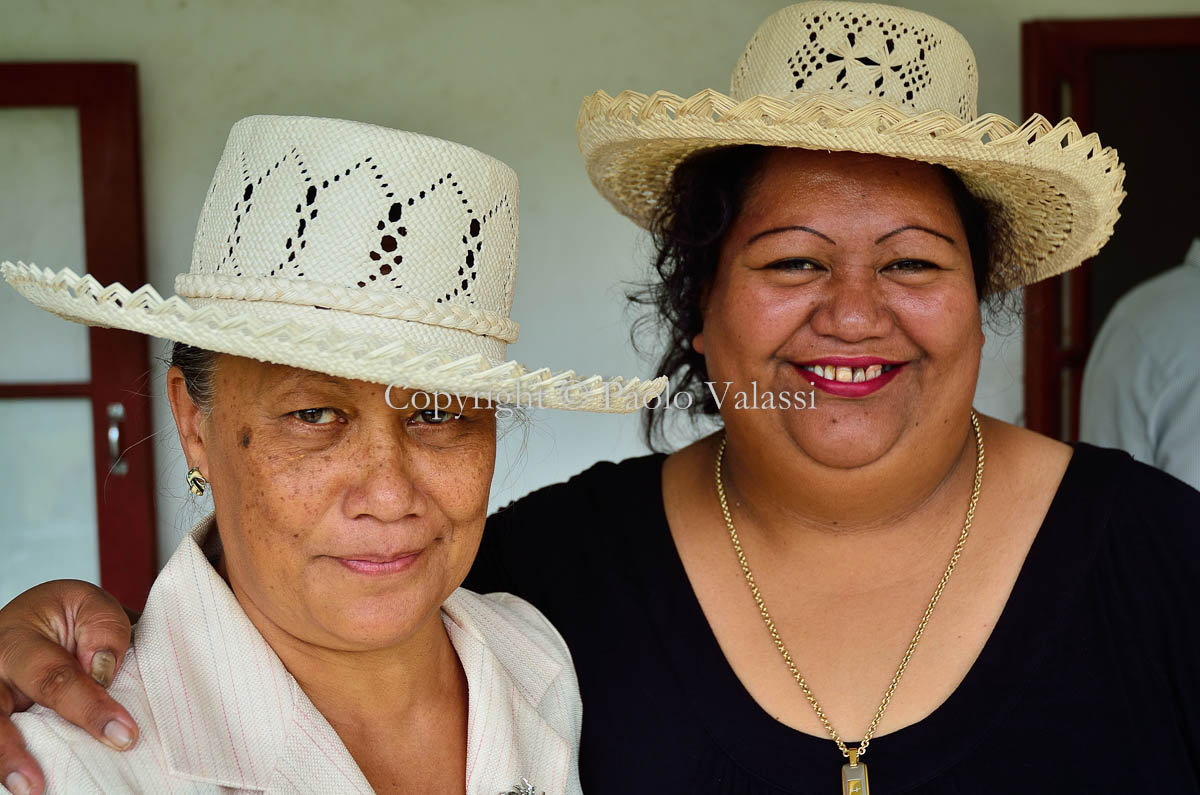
[303,573,452,649]
[320,595,442,649]
[782,402,909,470]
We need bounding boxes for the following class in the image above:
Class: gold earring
[186,466,208,496]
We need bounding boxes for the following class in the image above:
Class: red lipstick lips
[794,357,906,398]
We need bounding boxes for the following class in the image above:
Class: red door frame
[1020,17,1200,440]
[0,63,157,609]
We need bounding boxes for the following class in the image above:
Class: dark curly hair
[629,145,995,451]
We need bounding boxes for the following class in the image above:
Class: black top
[465,443,1200,794]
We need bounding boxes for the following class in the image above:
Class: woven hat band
[175,273,519,343]
[182,296,509,364]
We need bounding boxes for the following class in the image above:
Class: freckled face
[183,357,496,651]
[696,149,985,470]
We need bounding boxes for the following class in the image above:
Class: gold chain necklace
[714,411,984,795]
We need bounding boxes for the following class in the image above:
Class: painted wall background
[2,0,1193,563]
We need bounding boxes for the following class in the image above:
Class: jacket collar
[443,592,574,794]
[135,515,572,793]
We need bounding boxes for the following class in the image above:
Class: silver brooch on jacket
[500,778,542,795]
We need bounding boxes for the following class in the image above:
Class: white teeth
[801,363,896,381]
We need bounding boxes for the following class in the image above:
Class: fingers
[1,630,138,753]
[0,687,43,795]
[67,585,133,690]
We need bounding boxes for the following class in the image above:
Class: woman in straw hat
[0,114,663,795]
[3,3,1200,793]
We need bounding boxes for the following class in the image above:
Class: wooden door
[0,64,157,609]
[1021,18,1200,440]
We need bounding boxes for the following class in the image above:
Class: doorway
[0,63,157,610]
[1021,17,1200,440]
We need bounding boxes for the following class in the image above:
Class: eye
[765,258,822,271]
[885,259,939,273]
[411,409,463,426]
[291,407,339,425]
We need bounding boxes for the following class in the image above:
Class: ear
[692,332,706,355]
[166,366,211,475]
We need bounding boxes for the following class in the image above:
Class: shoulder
[482,452,667,557]
[12,647,182,793]
[1068,442,1200,510]
[1093,264,1200,361]
[444,590,582,737]
[489,453,666,527]
[446,588,574,674]
[981,418,1073,500]
[1063,443,1200,575]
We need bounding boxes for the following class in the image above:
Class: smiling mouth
[798,364,899,383]
[336,550,423,575]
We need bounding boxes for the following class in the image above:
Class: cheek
[707,280,812,358]
[894,286,984,360]
[212,436,347,545]
[436,447,494,524]
[419,444,494,581]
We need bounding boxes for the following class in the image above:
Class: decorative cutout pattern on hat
[5,115,668,413]
[729,1,977,121]
[782,8,940,108]
[187,120,520,324]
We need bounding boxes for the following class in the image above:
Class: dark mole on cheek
[240,428,252,449]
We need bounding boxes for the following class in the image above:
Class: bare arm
[0,581,138,795]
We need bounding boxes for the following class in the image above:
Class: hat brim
[2,262,667,414]
[578,89,1125,291]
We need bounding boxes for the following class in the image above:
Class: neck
[230,583,465,736]
[717,414,981,586]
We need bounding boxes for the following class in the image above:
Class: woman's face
[168,357,496,652]
[696,148,985,470]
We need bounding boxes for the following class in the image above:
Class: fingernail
[5,771,32,795]
[103,719,133,750]
[90,650,117,688]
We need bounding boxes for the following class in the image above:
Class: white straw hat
[577,1,1125,290]
[4,115,665,412]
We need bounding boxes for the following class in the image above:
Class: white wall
[3,0,1195,563]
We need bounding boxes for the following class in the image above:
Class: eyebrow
[746,225,837,245]
[874,225,957,245]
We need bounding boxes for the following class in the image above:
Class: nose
[343,430,425,524]
[807,269,892,342]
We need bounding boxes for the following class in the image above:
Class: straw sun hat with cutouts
[3,115,666,412]
[578,1,1125,290]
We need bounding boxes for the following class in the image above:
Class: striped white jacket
[13,518,583,794]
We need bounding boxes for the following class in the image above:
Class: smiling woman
[694,148,987,472]
[0,114,664,795]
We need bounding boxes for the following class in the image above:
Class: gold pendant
[841,749,869,795]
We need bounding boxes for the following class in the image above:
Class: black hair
[170,342,219,413]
